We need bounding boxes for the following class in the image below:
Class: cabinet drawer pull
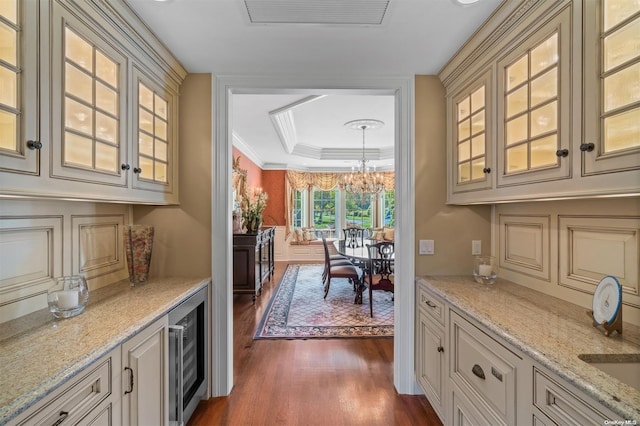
[52,411,69,426]
[425,300,437,308]
[580,142,595,152]
[472,364,485,380]
[124,366,134,394]
[555,149,569,158]
[26,140,42,150]
[437,346,444,353]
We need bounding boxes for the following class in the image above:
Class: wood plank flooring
[188,262,442,426]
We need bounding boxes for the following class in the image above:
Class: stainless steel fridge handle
[169,325,185,426]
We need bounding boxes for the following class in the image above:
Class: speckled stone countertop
[415,275,640,421]
[0,276,210,424]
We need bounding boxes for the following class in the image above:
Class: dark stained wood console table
[233,226,275,300]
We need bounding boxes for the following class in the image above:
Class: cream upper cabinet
[131,67,178,197]
[0,0,185,204]
[0,0,39,175]
[450,70,493,194]
[442,0,640,204]
[50,3,128,187]
[582,0,640,176]
[496,7,572,187]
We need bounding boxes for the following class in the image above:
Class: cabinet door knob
[580,143,595,152]
[133,167,142,174]
[121,163,130,171]
[482,167,491,174]
[437,346,444,353]
[555,149,569,158]
[26,140,42,150]
[472,364,486,380]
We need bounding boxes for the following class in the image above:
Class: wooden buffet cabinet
[233,227,275,300]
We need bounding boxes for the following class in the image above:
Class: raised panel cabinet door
[121,316,168,426]
[582,0,640,176]
[416,309,445,422]
[496,6,572,187]
[0,0,39,175]
[49,1,129,187]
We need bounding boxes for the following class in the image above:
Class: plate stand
[586,309,622,337]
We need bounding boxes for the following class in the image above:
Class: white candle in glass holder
[57,290,79,309]
[478,264,492,277]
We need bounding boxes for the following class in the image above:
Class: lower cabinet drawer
[450,311,521,425]
[16,355,113,426]
[533,368,613,426]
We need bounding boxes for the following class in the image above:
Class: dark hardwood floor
[188,261,442,425]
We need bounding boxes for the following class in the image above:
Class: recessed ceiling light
[452,0,481,6]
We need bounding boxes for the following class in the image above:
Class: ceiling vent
[243,0,391,25]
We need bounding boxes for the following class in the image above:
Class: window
[292,186,393,237]
[0,0,19,153]
[63,26,120,173]
[312,189,337,235]
[292,189,304,228]
[138,81,169,183]
[345,193,372,228]
[382,190,395,227]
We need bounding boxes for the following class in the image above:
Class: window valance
[286,170,395,191]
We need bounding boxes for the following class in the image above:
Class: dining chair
[363,241,394,317]
[343,227,364,248]
[322,237,360,299]
[321,237,353,284]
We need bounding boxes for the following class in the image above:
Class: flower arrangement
[241,187,268,233]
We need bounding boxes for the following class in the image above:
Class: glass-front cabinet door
[50,2,128,187]
[451,70,493,194]
[131,67,176,195]
[496,7,572,187]
[583,0,640,175]
[0,0,38,175]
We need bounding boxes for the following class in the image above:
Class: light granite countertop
[415,275,640,422]
[0,276,210,425]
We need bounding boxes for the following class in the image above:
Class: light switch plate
[472,240,482,255]
[419,239,434,255]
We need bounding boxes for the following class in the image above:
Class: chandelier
[340,119,386,195]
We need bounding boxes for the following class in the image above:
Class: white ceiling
[125,0,503,170]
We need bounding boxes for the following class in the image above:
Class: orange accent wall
[232,147,286,226]
[232,147,262,191]
[262,170,286,226]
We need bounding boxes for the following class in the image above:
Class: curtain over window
[284,170,394,239]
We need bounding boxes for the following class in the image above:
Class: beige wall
[133,74,212,278]
[414,75,491,275]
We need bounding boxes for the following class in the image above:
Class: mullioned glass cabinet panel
[583,0,640,175]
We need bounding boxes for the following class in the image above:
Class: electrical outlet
[472,240,482,255]
[419,240,434,255]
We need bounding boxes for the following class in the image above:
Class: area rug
[254,264,394,339]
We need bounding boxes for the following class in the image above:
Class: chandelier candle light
[341,119,386,194]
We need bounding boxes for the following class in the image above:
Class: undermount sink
[578,353,640,392]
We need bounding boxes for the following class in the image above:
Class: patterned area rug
[254,264,394,339]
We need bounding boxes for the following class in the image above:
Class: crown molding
[232,131,265,168]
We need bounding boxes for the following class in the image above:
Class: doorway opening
[211,75,416,397]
